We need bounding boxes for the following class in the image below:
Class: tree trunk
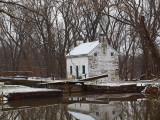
[140,16,160,76]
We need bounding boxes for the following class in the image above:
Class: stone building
[66,37,119,81]
[68,101,122,120]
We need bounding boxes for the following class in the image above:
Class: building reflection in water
[0,95,160,120]
[68,101,121,120]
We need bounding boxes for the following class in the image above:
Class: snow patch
[0,82,4,85]
[0,85,59,96]
[87,82,160,87]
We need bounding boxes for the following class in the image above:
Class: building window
[70,66,72,74]
[111,52,114,56]
[82,65,85,74]
[96,112,99,116]
[94,53,97,56]
[112,111,115,114]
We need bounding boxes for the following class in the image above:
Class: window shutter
[82,65,85,74]
[70,66,72,74]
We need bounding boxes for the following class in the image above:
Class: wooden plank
[79,74,108,81]
[41,81,84,85]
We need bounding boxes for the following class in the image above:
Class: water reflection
[68,101,121,120]
[0,94,160,120]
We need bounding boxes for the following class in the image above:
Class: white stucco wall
[88,43,119,81]
[66,56,89,79]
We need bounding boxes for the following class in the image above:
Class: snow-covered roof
[66,41,99,57]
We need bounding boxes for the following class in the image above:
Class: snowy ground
[1,76,160,86]
[0,85,59,96]
[0,76,53,81]
[85,80,160,86]
[0,82,4,85]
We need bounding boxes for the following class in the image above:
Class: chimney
[76,40,84,46]
[99,34,106,43]
[76,37,84,46]
[99,34,107,54]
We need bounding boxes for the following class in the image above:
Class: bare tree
[111,0,160,79]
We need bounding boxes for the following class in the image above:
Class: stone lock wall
[85,85,145,93]
[40,83,84,93]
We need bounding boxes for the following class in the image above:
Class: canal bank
[84,84,145,93]
[38,82,145,93]
[1,78,160,101]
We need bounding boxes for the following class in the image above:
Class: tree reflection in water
[1,105,73,120]
[0,95,160,120]
[118,98,160,120]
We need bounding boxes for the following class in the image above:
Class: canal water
[0,93,160,120]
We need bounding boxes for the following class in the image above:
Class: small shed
[66,38,119,81]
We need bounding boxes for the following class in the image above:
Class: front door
[76,66,79,79]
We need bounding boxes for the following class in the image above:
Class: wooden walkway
[79,74,108,81]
